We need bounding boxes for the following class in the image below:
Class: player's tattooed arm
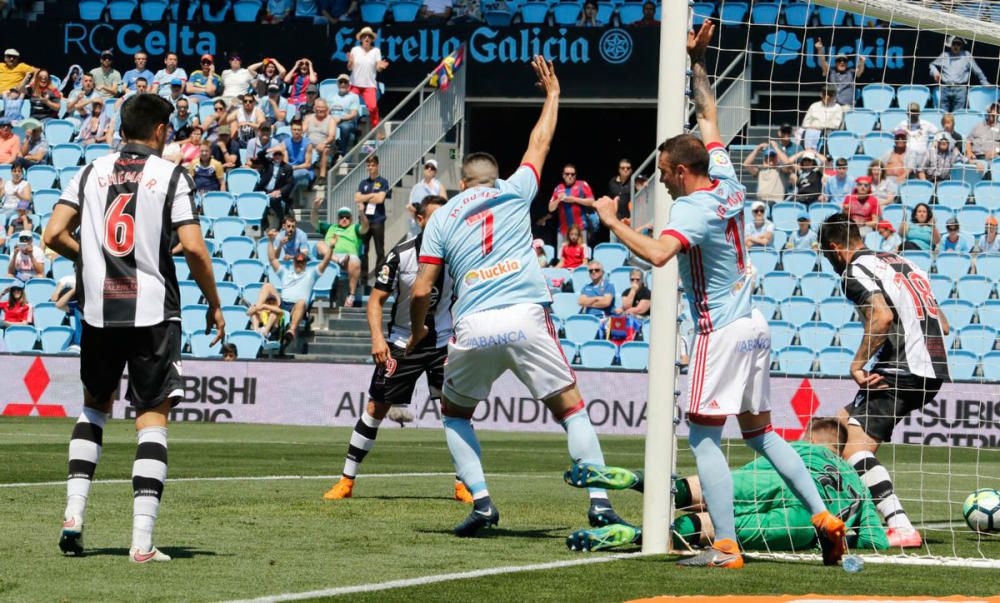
[851,293,893,389]
[687,21,721,146]
[407,262,442,353]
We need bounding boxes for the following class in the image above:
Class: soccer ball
[962,489,1000,533]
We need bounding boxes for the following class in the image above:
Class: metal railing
[324,64,467,223]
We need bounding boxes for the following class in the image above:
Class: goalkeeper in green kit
[564,418,889,553]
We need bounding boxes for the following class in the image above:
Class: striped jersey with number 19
[56,142,199,328]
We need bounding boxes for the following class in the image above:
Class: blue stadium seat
[51,144,82,170]
[179,280,201,306]
[898,180,933,209]
[242,282,268,305]
[79,0,107,20]
[815,4,845,24]
[750,2,779,23]
[551,292,580,319]
[233,0,262,21]
[570,266,590,294]
[769,320,796,350]
[560,339,579,365]
[211,258,229,281]
[956,275,994,306]
[617,2,643,24]
[220,236,255,264]
[226,168,259,195]
[761,271,798,301]
[799,272,838,300]
[59,166,80,188]
[230,259,265,288]
[838,322,864,349]
[982,350,1000,381]
[772,230,788,251]
[753,295,778,320]
[579,340,617,369]
[863,230,882,250]
[879,109,906,130]
[173,256,191,280]
[935,253,971,279]
[846,155,873,181]
[826,132,859,159]
[948,349,979,380]
[719,1,748,24]
[862,84,895,113]
[32,189,60,216]
[953,110,983,138]
[819,297,856,328]
[777,345,814,374]
[770,202,806,233]
[973,182,1000,212]
[222,305,250,331]
[199,216,213,238]
[930,273,954,301]
[980,300,1000,326]
[202,192,235,219]
[552,1,582,24]
[861,132,893,158]
[390,0,421,21]
[818,346,853,376]
[236,192,268,229]
[901,250,933,273]
[4,325,38,353]
[798,321,836,350]
[563,315,602,345]
[44,120,75,145]
[483,8,515,26]
[968,86,1000,113]
[936,181,971,211]
[228,330,264,359]
[880,205,904,228]
[41,326,74,353]
[542,267,572,291]
[808,202,840,226]
[212,217,246,240]
[593,243,628,269]
[51,256,74,282]
[26,165,57,190]
[958,205,990,235]
[779,296,815,324]
[783,2,811,26]
[844,110,878,136]
[782,249,817,278]
[24,278,56,305]
[312,263,338,301]
[182,304,208,334]
[216,282,241,306]
[978,254,1000,283]
[958,324,997,356]
[952,164,985,187]
[940,299,976,329]
[140,0,170,20]
[607,266,634,296]
[618,341,649,370]
[108,0,138,19]
[748,248,779,274]
[896,85,930,109]
[520,2,550,23]
[190,331,223,358]
[33,302,66,330]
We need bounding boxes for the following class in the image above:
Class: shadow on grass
[415,527,569,539]
[83,547,220,559]
[363,495,456,502]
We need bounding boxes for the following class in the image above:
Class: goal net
[660,0,1000,566]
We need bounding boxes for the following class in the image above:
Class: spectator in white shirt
[348,27,389,128]
[895,102,938,169]
[745,201,774,248]
[151,52,188,99]
[408,159,443,234]
[220,54,254,103]
[801,86,845,150]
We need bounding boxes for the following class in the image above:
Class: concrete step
[326,317,370,331]
[320,329,378,339]
[294,354,371,364]
[307,341,373,356]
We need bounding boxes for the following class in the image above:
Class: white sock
[343,412,381,479]
[849,451,913,530]
[132,427,168,552]
[65,407,108,522]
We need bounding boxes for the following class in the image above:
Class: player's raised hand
[531,55,559,97]
[594,196,619,225]
[207,305,226,347]
[687,20,715,59]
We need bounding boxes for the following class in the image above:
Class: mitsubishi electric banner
[2,355,998,447]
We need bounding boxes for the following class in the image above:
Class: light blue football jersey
[660,142,753,333]
[420,164,551,324]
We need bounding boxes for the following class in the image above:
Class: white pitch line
[221,553,641,603]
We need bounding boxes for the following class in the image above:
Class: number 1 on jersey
[104,193,135,257]
[467,209,494,256]
[724,216,746,273]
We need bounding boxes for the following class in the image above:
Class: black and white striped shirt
[57,143,199,328]
[375,234,454,350]
[842,250,950,381]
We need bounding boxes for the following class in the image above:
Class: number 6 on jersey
[104,193,136,257]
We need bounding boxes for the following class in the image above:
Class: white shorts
[444,303,575,407]
[686,308,771,419]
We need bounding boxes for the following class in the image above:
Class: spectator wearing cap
[801,86,845,150]
[407,159,442,234]
[327,74,360,155]
[253,146,295,222]
[249,57,288,97]
[881,128,912,182]
[745,201,774,248]
[941,216,973,253]
[261,83,289,127]
[822,157,852,204]
[742,141,792,204]
[286,121,315,188]
[221,53,254,103]
[899,203,939,251]
[348,27,389,128]
[842,176,880,234]
[90,51,122,99]
[122,51,154,92]
[0,281,32,328]
[876,220,901,252]
[930,36,989,114]
[311,203,369,307]
[420,0,453,21]
[815,40,865,106]
[304,98,337,184]
[284,58,318,115]
[788,149,825,205]
[295,84,320,121]
[230,92,267,147]
[532,238,548,267]
[579,260,615,317]
[6,231,44,282]
[775,123,801,160]
[164,78,188,109]
[6,198,32,238]
[867,159,896,208]
[0,49,36,94]
[975,215,1000,254]
[895,102,938,168]
[965,103,1000,161]
[264,227,335,349]
[16,122,48,170]
[355,155,390,280]
[918,132,964,183]
[151,52,188,99]
[786,212,818,250]
[186,54,221,103]
[0,117,21,165]
[188,140,225,194]
[26,70,61,121]
[75,98,111,148]
[66,73,99,116]
[170,97,198,144]
[606,158,633,220]
[212,125,241,171]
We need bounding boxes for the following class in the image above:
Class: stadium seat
[930,273,954,301]
[901,250,933,273]
[140,0,170,20]
[973,182,1000,212]
[826,132,859,159]
[179,280,201,306]
[879,108,906,130]
[40,326,74,353]
[783,1,811,26]
[43,120,75,145]
[563,315,602,345]
[779,296,815,324]
[968,86,1000,113]
[817,346,853,376]
[51,256,74,282]
[211,258,229,281]
[230,259,265,288]
[520,2,549,23]
[862,84,895,113]
[560,340,579,365]
[940,299,976,329]
[26,165,57,190]
[242,282,268,305]
[808,202,840,226]
[837,322,864,349]
[32,302,66,330]
[236,192,268,228]
[551,291,580,319]
[896,85,930,109]
[216,282,241,306]
[4,325,38,353]
[182,304,208,334]
[863,230,882,250]
[221,305,250,331]
[232,0,262,21]
[846,155,873,181]
[935,253,971,279]
[777,346,814,374]
[799,272,838,300]
[953,110,983,138]
[883,205,906,228]
[172,256,191,280]
[956,275,994,306]
[552,1,582,24]
[719,1,748,24]
[978,254,1000,283]
[815,4,845,24]
[593,243,628,269]
[843,110,878,136]
[227,330,263,359]
[59,166,80,188]
[618,341,649,370]
[50,144,82,170]
[570,266,591,294]
[79,0,107,20]
[220,236,255,264]
[819,297,856,328]
[202,192,235,219]
[748,248,779,274]
[578,340,617,369]
[770,202,806,233]
[980,299,1000,326]
[761,272,798,301]
[358,0,388,21]
[769,321,796,351]
[982,350,1000,381]
[24,278,56,305]
[483,8,515,26]
[861,132,894,158]
[190,331,223,358]
[781,249,817,278]
[226,169,259,195]
[952,164,985,187]
[750,2,779,24]
[108,0,138,19]
[753,295,778,320]
[542,267,571,291]
[935,181,971,211]
[770,230,787,250]
[798,321,836,350]
[0,165,10,182]
[212,217,246,241]
[948,349,979,380]
[898,180,933,208]
[957,206,990,235]
[958,324,997,356]
[31,189,60,216]
[607,266,634,296]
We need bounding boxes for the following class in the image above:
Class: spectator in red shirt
[0,281,32,327]
[556,224,586,269]
[842,175,880,234]
[548,163,595,247]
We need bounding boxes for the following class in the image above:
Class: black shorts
[847,373,943,442]
[368,345,446,406]
[80,321,184,411]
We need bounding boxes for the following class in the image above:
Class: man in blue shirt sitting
[327,74,360,155]
[578,261,615,317]
[264,228,334,350]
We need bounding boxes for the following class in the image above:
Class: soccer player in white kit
[592,21,846,568]
[407,57,627,537]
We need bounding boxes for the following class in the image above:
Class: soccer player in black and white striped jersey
[820,213,951,549]
[44,93,226,563]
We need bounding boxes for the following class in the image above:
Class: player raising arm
[407,56,629,537]
[44,93,224,563]
[592,21,846,569]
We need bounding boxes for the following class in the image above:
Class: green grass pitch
[1,417,998,602]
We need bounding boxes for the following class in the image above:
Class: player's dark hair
[417,195,447,216]
[819,212,863,251]
[658,134,709,176]
[120,93,173,142]
[462,152,499,186]
[564,162,576,170]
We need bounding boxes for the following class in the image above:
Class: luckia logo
[463,259,521,288]
[763,30,802,65]
[599,29,632,64]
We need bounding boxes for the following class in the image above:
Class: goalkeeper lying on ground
[564,418,889,553]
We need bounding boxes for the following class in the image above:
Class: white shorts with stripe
[687,308,771,418]
[444,303,575,407]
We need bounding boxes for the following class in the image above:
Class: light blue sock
[688,422,737,542]
[562,410,607,500]
[745,429,826,516]
[442,416,489,503]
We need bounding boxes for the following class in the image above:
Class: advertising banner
[2,354,998,447]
